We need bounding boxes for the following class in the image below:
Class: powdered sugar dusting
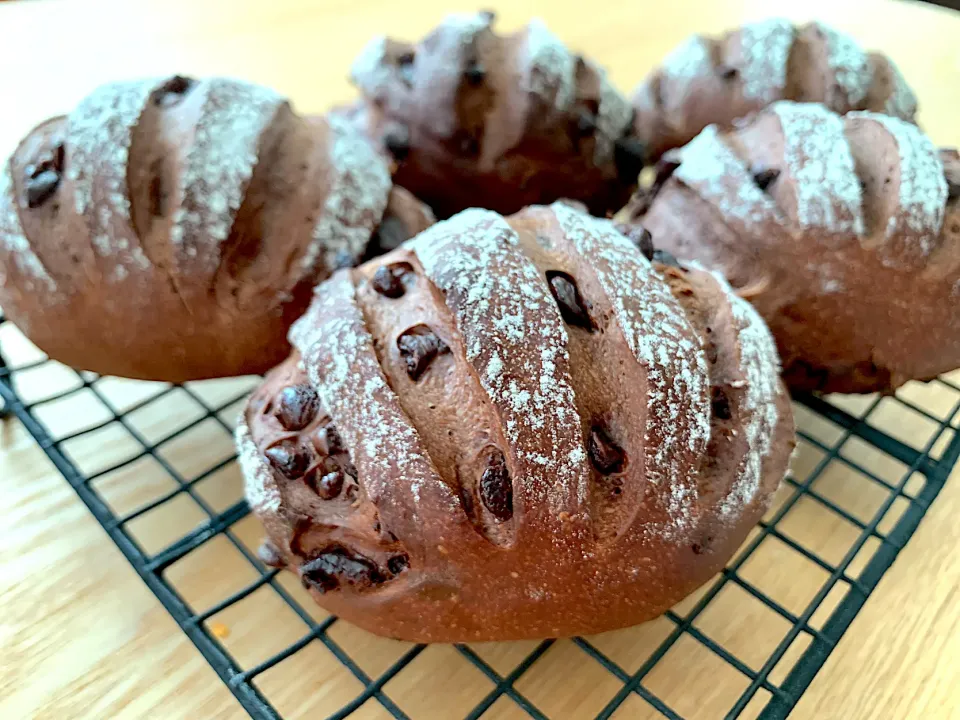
[174,79,282,272]
[350,35,393,97]
[412,209,589,514]
[304,115,390,275]
[552,203,710,539]
[290,273,458,531]
[0,165,56,291]
[715,276,782,520]
[661,35,713,87]
[851,112,946,250]
[65,79,156,282]
[676,125,783,229]
[438,11,490,38]
[523,19,576,113]
[66,80,151,217]
[814,22,871,108]
[772,101,865,234]
[737,19,794,103]
[237,420,281,513]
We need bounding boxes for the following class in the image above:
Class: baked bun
[237,202,794,642]
[617,101,960,393]
[347,12,642,218]
[0,76,432,382]
[633,19,918,161]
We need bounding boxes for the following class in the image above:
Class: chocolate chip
[464,61,486,85]
[397,324,449,380]
[275,383,319,431]
[371,262,413,298]
[652,248,682,269]
[718,65,739,80]
[479,448,513,521]
[614,136,647,184]
[300,548,384,593]
[312,421,343,456]
[315,470,344,500]
[588,427,625,474]
[153,75,196,107]
[546,271,594,331]
[265,440,310,479]
[397,51,415,66]
[752,167,781,192]
[711,387,732,420]
[384,128,411,160]
[371,266,401,298]
[324,422,344,454]
[257,540,285,568]
[25,170,60,209]
[614,223,654,261]
[576,109,597,136]
[387,554,409,575]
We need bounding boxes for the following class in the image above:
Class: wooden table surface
[2,0,960,718]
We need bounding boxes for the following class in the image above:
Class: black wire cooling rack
[2,312,960,720]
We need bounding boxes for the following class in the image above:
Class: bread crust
[346,12,641,218]
[619,102,960,393]
[0,76,434,382]
[239,202,794,642]
[633,19,918,161]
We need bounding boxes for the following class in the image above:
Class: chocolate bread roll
[633,19,918,162]
[0,76,433,382]
[347,12,643,218]
[238,201,794,642]
[618,102,960,393]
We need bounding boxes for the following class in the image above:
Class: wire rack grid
[2,312,960,720]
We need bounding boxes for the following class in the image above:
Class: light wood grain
[1,0,960,718]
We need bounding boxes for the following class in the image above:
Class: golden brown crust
[618,102,960,393]
[0,76,434,382]
[633,19,918,162]
[238,203,794,642]
[347,12,641,218]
